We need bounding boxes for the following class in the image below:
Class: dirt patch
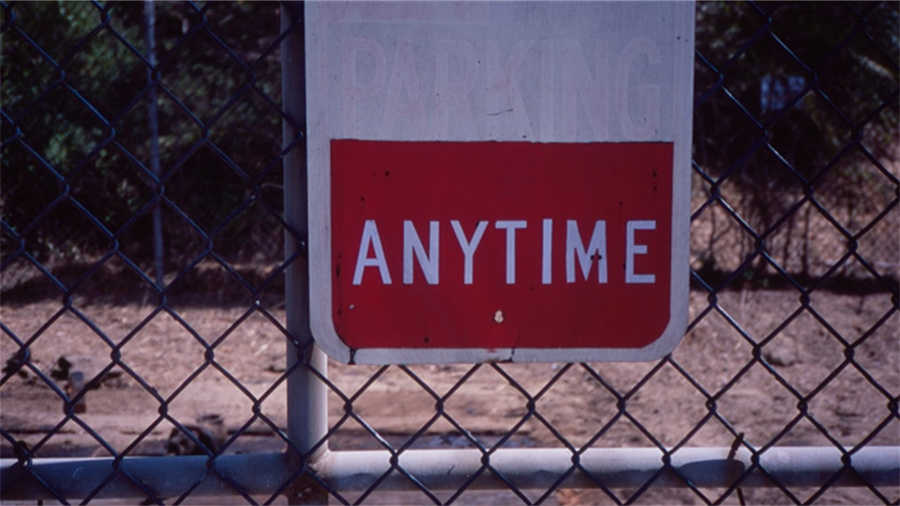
[1,287,898,504]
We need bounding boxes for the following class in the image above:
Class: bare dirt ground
[2,283,897,504]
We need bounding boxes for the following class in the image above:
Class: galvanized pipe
[317,446,900,491]
[282,0,328,464]
[0,453,291,501]
[282,2,330,502]
[2,447,897,500]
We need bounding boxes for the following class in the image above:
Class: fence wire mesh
[1,1,898,504]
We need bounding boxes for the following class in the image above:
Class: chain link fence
[1,1,898,504]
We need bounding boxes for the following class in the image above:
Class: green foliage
[694,1,899,228]
[1,1,285,269]
[691,1,898,282]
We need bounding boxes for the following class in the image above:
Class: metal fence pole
[144,0,165,287]
[282,2,330,504]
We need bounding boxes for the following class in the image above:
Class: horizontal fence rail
[3,447,900,501]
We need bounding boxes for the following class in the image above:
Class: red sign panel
[331,140,673,352]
